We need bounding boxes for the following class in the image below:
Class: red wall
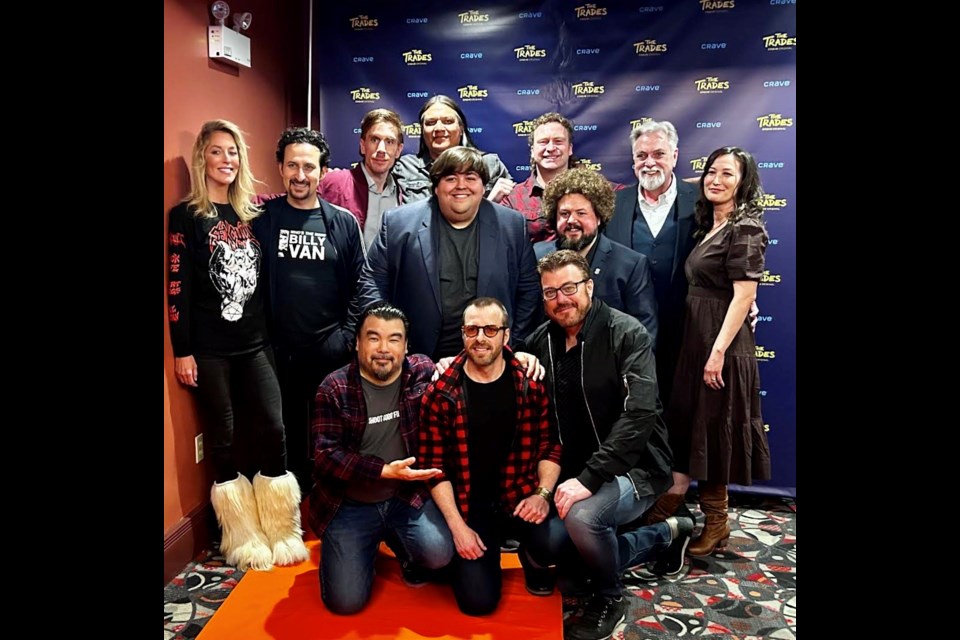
[163,0,308,539]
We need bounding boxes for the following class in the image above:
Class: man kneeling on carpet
[308,303,455,615]
[419,297,563,615]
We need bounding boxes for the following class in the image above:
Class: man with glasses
[533,168,657,344]
[519,250,692,640]
[419,297,563,615]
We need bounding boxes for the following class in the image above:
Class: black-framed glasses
[462,324,508,338]
[542,279,588,300]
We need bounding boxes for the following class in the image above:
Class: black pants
[195,347,286,483]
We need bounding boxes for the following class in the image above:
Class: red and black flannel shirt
[308,354,434,538]
[418,348,561,521]
[501,175,556,244]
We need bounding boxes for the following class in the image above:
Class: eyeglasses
[462,325,508,338]
[542,279,588,300]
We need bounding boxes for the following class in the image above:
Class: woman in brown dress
[665,146,772,556]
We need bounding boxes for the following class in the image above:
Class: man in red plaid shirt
[419,297,563,616]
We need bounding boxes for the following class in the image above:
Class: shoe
[652,516,694,576]
[565,594,627,640]
[518,546,555,596]
[399,559,428,588]
[500,538,520,553]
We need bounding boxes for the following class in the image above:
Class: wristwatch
[534,486,553,501]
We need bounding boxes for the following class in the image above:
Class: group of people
[167,93,772,640]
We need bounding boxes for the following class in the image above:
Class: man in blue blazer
[360,146,541,361]
[604,121,698,415]
[533,168,658,345]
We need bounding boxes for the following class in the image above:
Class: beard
[639,169,666,191]
[558,229,598,252]
[548,300,588,328]
[364,356,398,381]
[467,341,502,368]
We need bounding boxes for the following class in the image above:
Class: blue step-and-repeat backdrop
[313,0,796,496]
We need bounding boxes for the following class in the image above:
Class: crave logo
[459,10,490,24]
[755,344,776,361]
[402,49,432,65]
[349,15,378,30]
[634,39,668,56]
[350,87,380,103]
[402,123,421,138]
[700,0,735,11]
[763,32,797,50]
[513,120,536,137]
[575,3,608,19]
[572,81,605,97]
[760,193,788,211]
[578,159,603,172]
[457,84,489,101]
[757,113,794,131]
[759,270,782,286]
[514,44,547,61]
[689,156,708,173]
[694,76,730,94]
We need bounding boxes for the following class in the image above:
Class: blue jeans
[562,476,661,597]
[319,497,453,615]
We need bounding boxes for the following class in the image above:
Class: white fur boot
[253,471,310,566]
[210,474,274,571]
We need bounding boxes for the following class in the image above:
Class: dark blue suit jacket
[605,177,698,403]
[533,235,658,346]
[360,198,541,357]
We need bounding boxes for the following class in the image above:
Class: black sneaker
[399,560,428,588]
[518,547,555,596]
[565,594,627,640]
[652,516,694,576]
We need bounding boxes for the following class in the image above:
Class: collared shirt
[419,348,562,521]
[501,173,556,244]
[309,355,435,537]
[360,163,399,250]
[637,173,678,238]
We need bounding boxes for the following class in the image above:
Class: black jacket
[521,300,672,498]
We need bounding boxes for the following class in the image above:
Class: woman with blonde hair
[167,120,308,571]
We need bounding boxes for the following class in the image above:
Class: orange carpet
[197,540,562,640]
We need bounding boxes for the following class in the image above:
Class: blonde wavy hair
[184,119,262,222]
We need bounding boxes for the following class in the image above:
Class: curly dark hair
[541,168,615,228]
[275,127,331,166]
[694,146,764,238]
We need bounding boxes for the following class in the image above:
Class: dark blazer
[318,165,404,232]
[360,198,541,357]
[533,235,658,346]
[605,177,698,403]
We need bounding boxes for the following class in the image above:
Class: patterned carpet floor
[164,492,795,639]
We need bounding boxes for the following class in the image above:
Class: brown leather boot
[641,492,687,526]
[687,482,730,556]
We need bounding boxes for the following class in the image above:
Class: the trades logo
[759,270,782,286]
[762,32,796,50]
[402,49,432,65]
[349,15,378,30]
[513,120,536,137]
[575,3,608,19]
[700,0,735,11]
[350,87,380,103]
[572,81,605,97]
[634,39,668,56]
[760,193,788,211]
[578,158,603,172]
[514,44,547,61]
[756,113,794,131]
[689,157,708,173]
[694,76,730,94]
[457,84,489,101]
[630,117,654,130]
[755,344,776,361]
[459,10,490,24]
[402,123,421,138]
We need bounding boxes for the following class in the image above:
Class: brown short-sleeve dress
[667,217,771,485]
